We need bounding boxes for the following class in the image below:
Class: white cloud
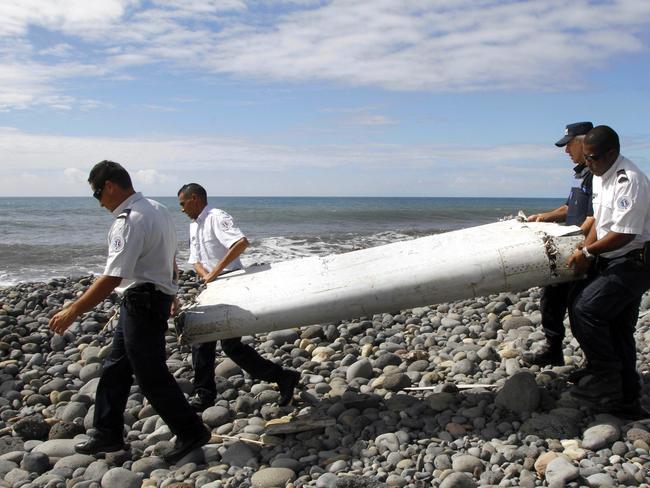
[63,167,87,184]
[0,126,612,197]
[133,169,171,185]
[1,0,650,110]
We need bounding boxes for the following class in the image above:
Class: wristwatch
[581,246,595,259]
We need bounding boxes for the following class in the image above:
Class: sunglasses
[584,148,613,162]
[93,183,105,200]
[584,153,603,162]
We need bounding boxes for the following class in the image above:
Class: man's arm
[580,216,595,237]
[568,230,636,275]
[528,205,568,223]
[204,237,249,283]
[49,275,123,335]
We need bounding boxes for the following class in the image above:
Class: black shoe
[570,373,623,402]
[566,366,592,384]
[75,435,125,455]
[189,393,214,412]
[277,370,301,407]
[163,428,211,465]
[525,342,564,367]
[609,399,650,420]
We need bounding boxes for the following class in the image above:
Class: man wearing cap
[567,125,650,418]
[525,121,594,367]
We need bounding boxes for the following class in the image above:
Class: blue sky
[1,0,650,197]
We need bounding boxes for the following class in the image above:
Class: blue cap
[555,121,594,147]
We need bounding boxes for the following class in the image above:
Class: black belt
[598,246,646,266]
[125,283,162,294]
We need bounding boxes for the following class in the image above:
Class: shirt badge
[617,196,631,210]
[220,216,234,231]
[111,235,125,253]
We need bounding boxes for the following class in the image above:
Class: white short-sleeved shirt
[104,192,179,295]
[592,154,650,258]
[188,206,246,273]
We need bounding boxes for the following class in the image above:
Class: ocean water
[0,196,564,287]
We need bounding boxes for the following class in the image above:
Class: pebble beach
[1,272,649,488]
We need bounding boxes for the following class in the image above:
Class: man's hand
[170,296,180,316]
[49,275,122,336]
[568,248,592,275]
[49,306,79,335]
[527,213,544,222]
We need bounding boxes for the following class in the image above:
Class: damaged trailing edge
[542,234,560,277]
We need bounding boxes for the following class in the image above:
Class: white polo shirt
[188,206,245,273]
[104,192,179,295]
[592,154,650,258]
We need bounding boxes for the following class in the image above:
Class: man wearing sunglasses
[567,126,650,419]
[177,183,301,411]
[49,161,210,464]
[524,121,594,367]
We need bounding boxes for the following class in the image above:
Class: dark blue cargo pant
[569,256,650,402]
[93,284,205,439]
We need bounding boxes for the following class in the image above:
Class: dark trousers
[94,286,204,439]
[540,282,571,344]
[192,338,283,400]
[569,256,650,402]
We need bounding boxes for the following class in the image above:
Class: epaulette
[617,169,629,184]
[117,208,132,219]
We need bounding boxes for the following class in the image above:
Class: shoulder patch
[219,215,234,231]
[110,235,125,253]
[616,196,632,210]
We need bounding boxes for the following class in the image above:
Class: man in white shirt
[567,126,650,419]
[178,183,300,411]
[49,161,210,464]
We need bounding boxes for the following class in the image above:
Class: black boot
[277,370,301,407]
[75,433,126,455]
[570,371,623,403]
[525,341,564,367]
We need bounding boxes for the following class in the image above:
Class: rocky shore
[1,273,649,488]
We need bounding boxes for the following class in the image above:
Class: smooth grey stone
[32,439,78,458]
[315,472,338,488]
[221,441,257,467]
[250,467,296,487]
[495,371,540,413]
[101,467,143,488]
[83,460,109,482]
[346,358,374,381]
[21,451,49,474]
[58,401,88,421]
[266,330,299,346]
[582,424,620,451]
[53,453,95,470]
[502,316,533,331]
[425,392,457,412]
[545,456,579,485]
[586,472,615,487]
[439,472,477,488]
[0,459,19,477]
[202,405,233,428]
[452,454,482,473]
[374,433,400,455]
[131,456,166,476]
[382,373,410,391]
[214,358,242,378]
[79,363,102,382]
